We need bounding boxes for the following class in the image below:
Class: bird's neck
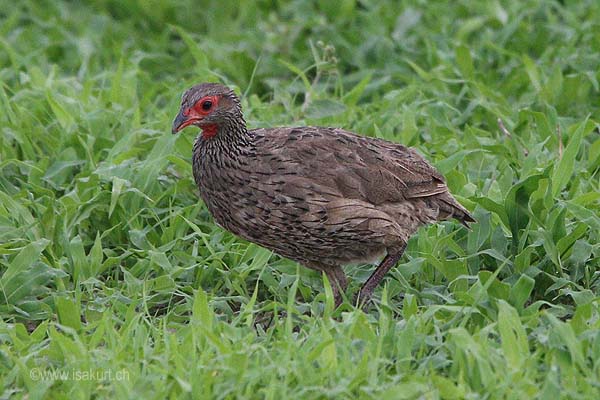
[195,118,254,161]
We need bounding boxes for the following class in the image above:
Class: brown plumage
[172,82,474,307]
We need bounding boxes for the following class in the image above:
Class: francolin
[172,83,474,308]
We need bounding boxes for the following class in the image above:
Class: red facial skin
[200,124,219,138]
[175,95,220,138]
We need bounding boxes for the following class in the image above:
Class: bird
[171,82,474,308]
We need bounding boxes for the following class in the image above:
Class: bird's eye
[201,100,212,111]
[193,96,217,114]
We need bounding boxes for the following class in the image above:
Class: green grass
[1,0,599,398]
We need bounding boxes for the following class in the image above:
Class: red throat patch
[201,124,219,139]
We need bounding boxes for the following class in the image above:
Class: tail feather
[433,192,475,227]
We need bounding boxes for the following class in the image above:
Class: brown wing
[241,127,469,256]
[252,126,472,225]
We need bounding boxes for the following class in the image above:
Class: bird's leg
[357,242,407,308]
[325,266,348,308]
[309,263,348,307]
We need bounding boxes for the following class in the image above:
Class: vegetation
[1,0,599,398]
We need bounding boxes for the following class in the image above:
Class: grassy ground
[1,0,599,398]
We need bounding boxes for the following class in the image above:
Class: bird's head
[171,83,243,138]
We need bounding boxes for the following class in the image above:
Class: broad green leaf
[455,45,474,79]
[0,239,50,287]
[192,289,212,331]
[504,174,544,252]
[403,293,418,319]
[343,73,372,106]
[171,26,209,70]
[552,117,591,196]
[55,296,82,331]
[46,92,75,130]
[109,176,127,217]
[546,313,586,370]
[497,301,528,369]
[436,150,479,175]
[522,55,541,91]
[508,274,535,309]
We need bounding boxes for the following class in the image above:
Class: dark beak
[171,110,187,134]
